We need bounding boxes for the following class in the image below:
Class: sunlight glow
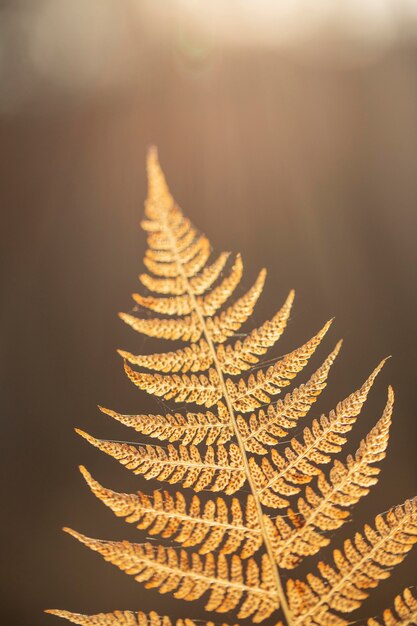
[0,0,417,111]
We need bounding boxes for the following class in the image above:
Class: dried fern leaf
[249,360,386,508]
[134,254,242,318]
[226,320,332,413]
[216,289,294,375]
[76,430,246,495]
[144,230,209,264]
[121,268,264,368]
[132,292,193,316]
[187,252,231,295]
[80,467,262,557]
[237,342,342,454]
[139,273,187,296]
[139,252,229,296]
[198,254,243,316]
[99,402,232,446]
[368,588,417,626]
[51,148,414,626]
[265,386,393,568]
[64,528,279,622]
[124,362,222,406]
[204,269,266,344]
[287,497,417,626]
[46,609,227,626]
[118,339,213,374]
[118,311,202,342]
[143,236,211,278]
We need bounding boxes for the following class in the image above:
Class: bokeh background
[1,1,417,625]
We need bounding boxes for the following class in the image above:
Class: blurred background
[1,1,417,625]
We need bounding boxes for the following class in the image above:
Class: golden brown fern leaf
[368,588,417,626]
[265,386,394,568]
[197,253,243,316]
[287,497,417,626]
[237,342,342,454]
[80,466,262,557]
[50,148,417,626]
[226,320,333,413]
[216,289,294,375]
[64,528,278,623]
[139,251,230,296]
[99,402,232,445]
[121,267,264,345]
[118,311,202,342]
[118,339,213,373]
[76,429,246,494]
[248,360,386,508]
[47,609,235,626]
[123,361,222,406]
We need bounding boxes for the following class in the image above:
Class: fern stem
[162,217,294,626]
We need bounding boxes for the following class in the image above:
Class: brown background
[1,3,417,625]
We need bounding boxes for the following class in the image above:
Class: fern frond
[118,311,202,342]
[64,528,279,622]
[144,230,209,263]
[119,339,213,373]
[46,609,228,626]
[198,254,243,316]
[46,610,184,626]
[80,467,262,557]
[226,320,333,413]
[136,254,242,318]
[237,342,342,454]
[368,588,417,626]
[143,237,211,278]
[51,148,414,626]
[47,607,278,626]
[216,289,295,375]
[123,269,264,350]
[287,497,417,626]
[139,252,230,296]
[132,292,193,316]
[249,360,385,508]
[187,253,232,295]
[139,273,188,296]
[265,386,393,568]
[204,269,266,343]
[76,430,246,494]
[124,362,222,406]
[99,402,232,446]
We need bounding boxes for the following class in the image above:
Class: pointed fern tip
[74,428,97,446]
[317,318,334,337]
[372,357,390,377]
[45,609,72,619]
[78,465,90,479]
[63,527,87,543]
